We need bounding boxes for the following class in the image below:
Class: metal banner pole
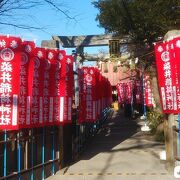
[143,73,147,118]
[3,130,7,178]
[42,127,45,180]
[17,132,21,180]
[77,125,80,153]
[31,129,34,180]
[52,126,55,175]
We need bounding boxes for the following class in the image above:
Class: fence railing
[0,126,60,180]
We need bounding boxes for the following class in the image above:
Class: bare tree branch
[0,21,45,30]
[0,0,78,30]
[43,0,78,22]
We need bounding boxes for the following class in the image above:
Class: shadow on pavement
[79,111,141,160]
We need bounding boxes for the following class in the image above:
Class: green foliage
[147,110,163,133]
[147,109,165,142]
[93,0,180,45]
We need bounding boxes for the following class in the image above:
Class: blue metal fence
[0,126,60,180]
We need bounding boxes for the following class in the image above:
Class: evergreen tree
[93,0,180,45]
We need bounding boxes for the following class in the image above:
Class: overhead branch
[0,21,45,30]
[43,0,78,22]
[0,0,78,30]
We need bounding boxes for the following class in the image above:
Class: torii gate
[41,34,136,87]
[41,34,132,60]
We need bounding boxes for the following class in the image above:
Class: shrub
[147,109,165,142]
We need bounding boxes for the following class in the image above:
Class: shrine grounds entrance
[0,32,179,180]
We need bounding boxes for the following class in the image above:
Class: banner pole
[77,125,80,153]
[42,127,45,180]
[52,126,55,175]
[3,130,7,178]
[142,73,147,119]
[31,129,34,180]
[17,131,21,180]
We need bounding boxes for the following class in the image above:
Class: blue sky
[0,0,107,54]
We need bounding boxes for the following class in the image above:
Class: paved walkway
[47,111,175,180]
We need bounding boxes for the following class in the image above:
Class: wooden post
[163,30,180,172]
[164,114,176,172]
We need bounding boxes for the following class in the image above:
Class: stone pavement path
[47,111,175,180]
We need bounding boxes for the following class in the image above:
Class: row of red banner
[0,35,74,130]
[78,67,112,123]
[116,81,134,105]
[0,35,112,130]
[116,76,153,107]
[155,37,180,114]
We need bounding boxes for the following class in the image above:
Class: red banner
[125,81,133,104]
[53,50,62,124]
[0,35,22,130]
[78,66,112,124]
[84,68,94,122]
[19,41,35,128]
[55,50,65,124]
[89,67,97,122]
[94,68,101,119]
[66,55,74,122]
[173,37,180,111]
[46,49,58,126]
[116,83,125,105]
[155,41,177,113]
[78,67,95,123]
[97,70,102,118]
[144,75,153,107]
[30,47,46,127]
[134,80,142,104]
[58,52,74,124]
